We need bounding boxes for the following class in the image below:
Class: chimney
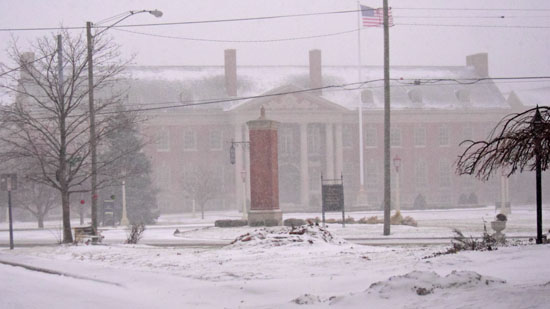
[466,53,488,78]
[224,49,237,97]
[309,49,322,95]
[20,52,35,65]
[19,52,35,81]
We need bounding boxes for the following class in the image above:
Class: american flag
[360,5,394,27]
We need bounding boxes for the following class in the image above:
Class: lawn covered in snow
[2,219,550,308]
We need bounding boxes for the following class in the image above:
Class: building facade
[130,50,518,213]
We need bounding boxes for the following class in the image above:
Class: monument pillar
[247,107,282,225]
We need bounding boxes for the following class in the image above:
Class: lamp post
[120,170,129,226]
[393,154,401,214]
[86,9,162,234]
[531,106,544,244]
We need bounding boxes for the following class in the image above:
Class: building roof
[507,86,550,109]
[124,64,508,112]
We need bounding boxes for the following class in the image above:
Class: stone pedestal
[247,107,282,226]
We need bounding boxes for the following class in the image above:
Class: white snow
[1,206,550,308]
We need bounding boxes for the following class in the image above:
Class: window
[439,159,451,187]
[156,162,171,189]
[308,125,322,154]
[280,127,294,155]
[209,130,222,151]
[309,166,321,190]
[156,127,170,152]
[438,125,450,147]
[414,126,426,147]
[183,130,197,151]
[390,127,401,147]
[415,159,427,187]
[462,126,473,142]
[343,125,353,149]
[365,126,377,148]
[214,167,225,191]
[366,159,378,189]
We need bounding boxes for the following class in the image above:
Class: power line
[4,76,550,119]
[396,23,550,29]
[0,9,358,32]
[114,27,359,43]
[393,7,550,12]
[0,53,56,78]
[394,15,550,19]
[1,7,550,32]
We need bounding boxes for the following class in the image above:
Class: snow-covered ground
[1,206,550,308]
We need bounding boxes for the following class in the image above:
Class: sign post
[321,174,345,227]
[1,174,17,249]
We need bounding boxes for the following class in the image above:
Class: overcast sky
[1,0,549,92]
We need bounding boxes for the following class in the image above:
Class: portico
[230,85,348,211]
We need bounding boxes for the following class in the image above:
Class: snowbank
[366,270,506,297]
[228,224,347,248]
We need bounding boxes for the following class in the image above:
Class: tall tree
[0,29,130,243]
[181,164,222,219]
[13,181,59,229]
[99,106,159,225]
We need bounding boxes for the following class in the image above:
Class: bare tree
[181,164,222,219]
[14,181,59,229]
[0,29,131,243]
[457,106,550,179]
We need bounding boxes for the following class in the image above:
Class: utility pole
[86,21,98,235]
[383,0,391,236]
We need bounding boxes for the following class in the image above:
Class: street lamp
[120,169,129,226]
[393,154,401,214]
[86,9,162,234]
[531,106,544,244]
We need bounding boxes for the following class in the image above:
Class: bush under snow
[229,224,346,248]
[366,270,506,298]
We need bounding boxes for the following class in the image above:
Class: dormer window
[408,89,422,104]
[361,89,374,104]
[455,89,470,103]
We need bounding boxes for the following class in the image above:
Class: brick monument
[247,106,282,225]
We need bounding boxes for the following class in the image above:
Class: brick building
[128,50,521,213]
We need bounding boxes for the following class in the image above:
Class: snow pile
[366,270,506,298]
[291,294,325,305]
[229,224,346,248]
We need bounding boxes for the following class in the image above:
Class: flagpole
[356,1,368,209]
[382,0,391,236]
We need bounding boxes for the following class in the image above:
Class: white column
[505,176,510,208]
[120,180,129,225]
[500,173,506,211]
[395,171,400,213]
[234,124,244,211]
[325,123,334,179]
[335,123,343,178]
[300,123,310,208]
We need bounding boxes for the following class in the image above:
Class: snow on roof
[124,64,507,111]
[508,86,550,107]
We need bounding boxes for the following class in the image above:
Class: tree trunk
[201,203,204,220]
[61,189,73,243]
[38,215,44,229]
